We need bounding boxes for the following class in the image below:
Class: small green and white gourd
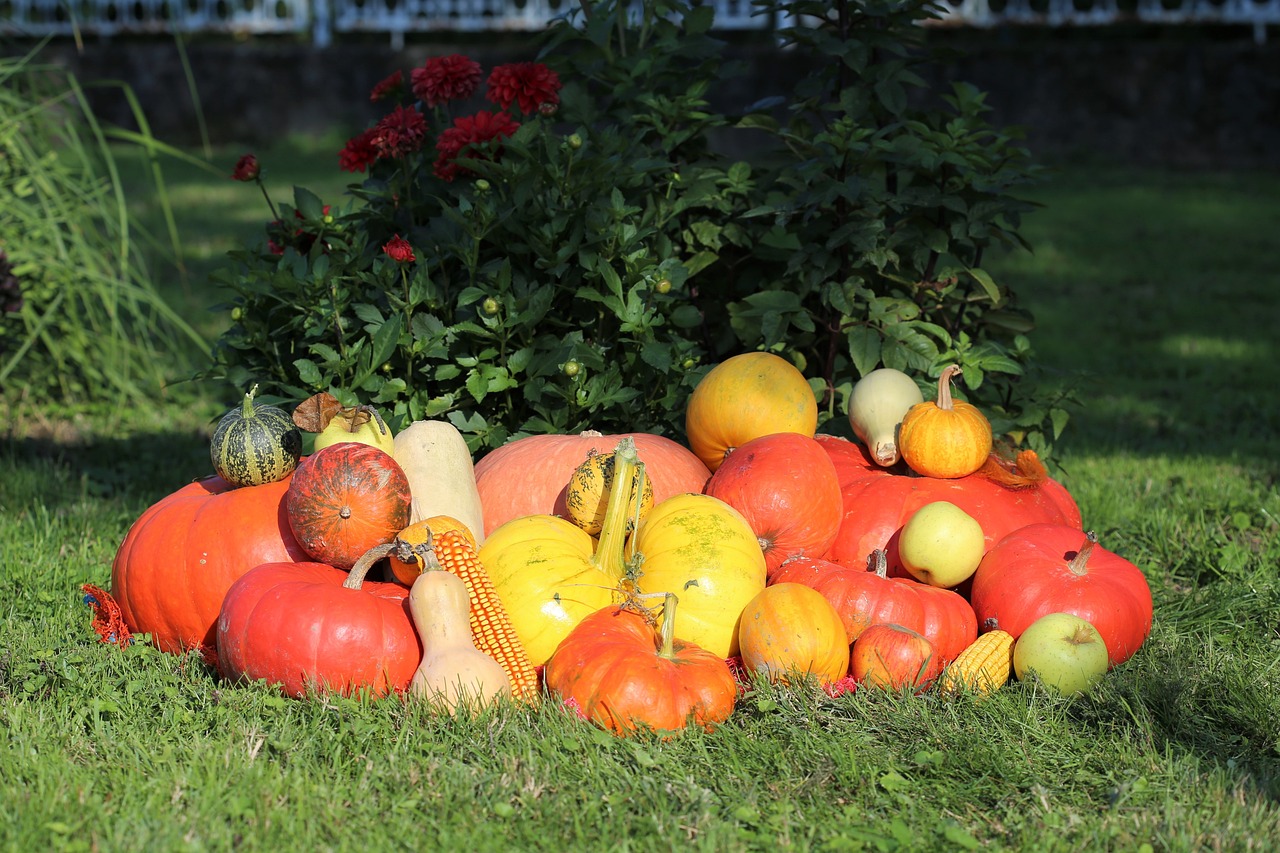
[211,384,302,487]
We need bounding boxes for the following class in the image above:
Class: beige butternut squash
[393,419,486,544]
[408,569,511,712]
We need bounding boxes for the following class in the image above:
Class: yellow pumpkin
[477,437,646,666]
[630,493,767,659]
[898,365,992,479]
[478,514,617,667]
[685,352,818,473]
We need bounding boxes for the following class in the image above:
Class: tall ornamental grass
[0,45,208,407]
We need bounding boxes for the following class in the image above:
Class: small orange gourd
[737,583,850,686]
[898,365,992,479]
[388,515,479,585]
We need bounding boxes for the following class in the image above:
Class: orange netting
[81,583,133,647]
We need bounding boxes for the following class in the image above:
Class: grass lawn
[2,139,1278,850]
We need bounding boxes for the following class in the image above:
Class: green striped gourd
[211,384,302,487]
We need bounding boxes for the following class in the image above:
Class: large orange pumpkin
[473,430,711,537]
[216,559,421,698]
[816,436,1082,579]
[703,432,843,578]
[110,474,310,662]
[684,352,818,472]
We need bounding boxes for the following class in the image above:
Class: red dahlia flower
[412,54,483,107]
[383,235,416,263]
[433,110,520,182]
[370,105,428,159]
[485,62,561,115]
[339,127,380,173]
[231,153,260,182]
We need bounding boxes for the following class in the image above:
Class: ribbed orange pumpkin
[685,352,818,473]
[284,443,412,570]
[898,365,992,479]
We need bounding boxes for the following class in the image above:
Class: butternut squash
[408,569,511,712]
[393,420,487,545]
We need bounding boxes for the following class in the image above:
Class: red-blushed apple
[897,500,986,588]
[851,623,940,690]
[1012,612,1109,696]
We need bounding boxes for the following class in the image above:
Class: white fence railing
[3,0,1278,46]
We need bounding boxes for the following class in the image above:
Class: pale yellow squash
[631,492,767,659]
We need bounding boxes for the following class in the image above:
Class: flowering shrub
[209,0,1070,454]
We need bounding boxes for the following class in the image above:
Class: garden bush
[208,0,1071,454]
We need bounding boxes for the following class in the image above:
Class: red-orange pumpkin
[216,559,421,698]
[777,552,976,664]
[285,443,412,570]
[473,430,711,537]
[818,438,1081,578]
[703,432,843,578]
[543,597,737,737]
[110,474,310,662]
[969,525,1153,667]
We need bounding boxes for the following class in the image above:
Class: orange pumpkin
[898,365,992,479]
[473,430,711,537]
[738,583,850,685]
[543,595,737,737]
[387,515,480,585]
[284,443,412,570]
[703,432,843,578]
[684,352,818,473]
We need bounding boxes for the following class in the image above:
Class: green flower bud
[563,360,582,378]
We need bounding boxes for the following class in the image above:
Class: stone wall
[15,26,1280,168]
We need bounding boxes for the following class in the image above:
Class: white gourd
[392,420,487,544]
[847,368,925,467]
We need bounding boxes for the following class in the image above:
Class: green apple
[313,406,396,456]
[897,501,986,588]
[1013,612,1110,696]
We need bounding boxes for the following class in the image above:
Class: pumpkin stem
[592,436,641,582]
[935,365,962,412]
[657,591,679,659]
[868,549,889,579]
[345,542,396,589]
[241,383,260,418]
[1067,531,1098,576]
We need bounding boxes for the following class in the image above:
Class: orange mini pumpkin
[898,365,992,479]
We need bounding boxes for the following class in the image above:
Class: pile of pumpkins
[108,353,1154,736]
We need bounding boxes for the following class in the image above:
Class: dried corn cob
[426,529,540,703]
[938,629,1015,696]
